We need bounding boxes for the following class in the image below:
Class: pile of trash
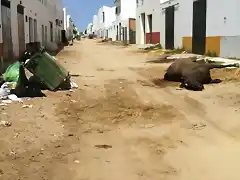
[0,47,78,105]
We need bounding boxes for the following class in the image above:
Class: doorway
[116,25,118,40]
[140,13,146,44]
[1,0,13,61]
[29,17,33,43]
[165,6,174,49]
[17,4,25,56]
[147,14,152,44]
[119,23,121,41]
[34,19,37,42]
[44,26,47,46]
[192,0,207,55]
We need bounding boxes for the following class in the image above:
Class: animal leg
[206,63,239,70]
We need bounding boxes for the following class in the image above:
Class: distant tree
[73,28,78,35]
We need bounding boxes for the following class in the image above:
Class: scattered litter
[70,100,77,103]
[176,87,183,90]
[74,160,80,164]
[0,120,12,127]
[9,150,16,155]
[1,100,12,104]
[0,169,3,176]
[94,144,112,149]
[0,103,7,106]
[189,123,206,130]
[70,81,78,89]
[22,104,33,108]
[14,133,20,138]
[140,124,156,128]
[0,87,10,99]
[70,74,81,77]
[1,82,17,89]
[8,94,22,102]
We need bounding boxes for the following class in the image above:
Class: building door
[147,14,153,44]
[119,23,121,41]
[116,25,118,40]
[129,18,136,44]
[44,26,47,46]
[41,25,44,46]
[123,27,127,44]
[29,17,33,43]
[17,4,25,56]
[140,13,146,44]
[49,21,53,42]
[192,0,207,55]
[165,6,174,49]
[34,19,37,42]
[1,0,13,61]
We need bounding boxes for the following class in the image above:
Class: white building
[136,0,161,45]
[112,0,136,43]
[137,0,240,58]
[92,15,98,35]
[0,0,65,67]
[63,8,74,41]
[86,23,93,35]
[96,6,116,38]
[11,0,64,57]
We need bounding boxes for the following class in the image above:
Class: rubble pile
[0,47,78,105]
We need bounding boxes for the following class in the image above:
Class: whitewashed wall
[10,0,64,56]
[113,0,136,41]
[136,0,161,44]
[96,6,116,38]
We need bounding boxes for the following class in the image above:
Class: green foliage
[144,43,162,50]
[164,47,185,54]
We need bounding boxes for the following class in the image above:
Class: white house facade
[113,0,136,43]
[92,15,98,35]
[96,6,115,38]
[0,0,65,64]
[63,8,74,41]
[136,0,162,45]
[86,23,93,35]
[137,0,240,58]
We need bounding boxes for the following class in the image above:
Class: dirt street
[1,39,240,180]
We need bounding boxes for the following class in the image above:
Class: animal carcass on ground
[164,59,239,91]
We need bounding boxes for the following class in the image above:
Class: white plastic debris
[0,120,12,127]
[1,100,12,104]
[22,104,33,108]
[0,88,9,99]
[70,81,78,89]
[8,94,22,102]
[1,82,17,89]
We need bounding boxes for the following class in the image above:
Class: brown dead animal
[164,59,239,91]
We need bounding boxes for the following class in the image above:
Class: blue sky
[63,0,113,31]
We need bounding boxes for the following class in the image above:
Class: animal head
[180,78,204,91]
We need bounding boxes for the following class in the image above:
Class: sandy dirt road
[1,39,240,180]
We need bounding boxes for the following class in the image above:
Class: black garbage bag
[11,62,46,98]
[28,75,48,90]
[0,75,5,87]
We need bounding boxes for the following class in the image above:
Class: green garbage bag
[3,61,21,82]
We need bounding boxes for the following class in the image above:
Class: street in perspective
[1,0,240,180]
